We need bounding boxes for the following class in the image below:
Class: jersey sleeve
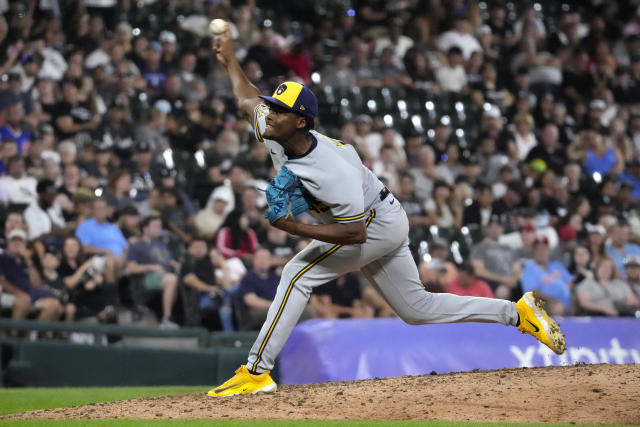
[252,103,286,170]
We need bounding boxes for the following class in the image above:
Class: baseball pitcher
[208,24,565,397]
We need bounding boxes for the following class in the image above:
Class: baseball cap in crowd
[136,141,152,152]
[159,30,177,44]
[623,255,640,267]
[7,229,27,241]
[585,223,606,236]
[259,82,318,119]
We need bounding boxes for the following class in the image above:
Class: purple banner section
[279,317,640,385]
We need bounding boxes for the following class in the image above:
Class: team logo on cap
[276,84,287,95]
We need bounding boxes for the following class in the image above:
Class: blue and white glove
[265,166,300,223]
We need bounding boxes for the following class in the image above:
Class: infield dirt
[4,364,639,424]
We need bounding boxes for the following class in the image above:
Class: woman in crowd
[215,209,258,261]
[576,257,639,316]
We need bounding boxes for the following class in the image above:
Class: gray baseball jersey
[247,104,519,373]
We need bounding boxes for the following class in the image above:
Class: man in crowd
[446,262,494,298]
[0,229,63,325]
[125,216,179,329]
[470,215,520,299]
[521,237,573,316]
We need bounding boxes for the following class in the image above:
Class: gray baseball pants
[246,197,519,373]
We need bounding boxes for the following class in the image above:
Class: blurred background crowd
[0,0,640,336]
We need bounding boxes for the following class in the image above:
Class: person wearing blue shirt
[606,223,640,278]
[521,237,573,316]
[618,160,640,200]
[75,197,128,288]
[0,104,30,154]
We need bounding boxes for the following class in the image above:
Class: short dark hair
[458,262,475,275]
[36,179,55,194]
[141,215,161,230]
[7,154,23,166]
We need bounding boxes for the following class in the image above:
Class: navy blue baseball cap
[259,81,318,119]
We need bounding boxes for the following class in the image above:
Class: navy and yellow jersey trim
[253,104,267,143]
[334,212,366,222]
[251,209,376,372]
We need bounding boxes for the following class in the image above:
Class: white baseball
[209,19,227,35]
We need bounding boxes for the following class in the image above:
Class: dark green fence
[0,319,275,387]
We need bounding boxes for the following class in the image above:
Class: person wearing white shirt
[0,156,37,206]
[23,179,66,241]
[438,18,483,61]
[435,46,468,92]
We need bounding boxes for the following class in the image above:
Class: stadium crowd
[1,0,640,335]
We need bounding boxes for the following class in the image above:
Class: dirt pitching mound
[5,364,640,424]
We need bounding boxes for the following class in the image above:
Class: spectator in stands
[446,262,494,298]
[568,244,594,285]
[52,78,99,141]
[568,130,624,176]
[438,17,482,61]
[195,185,233,239]
[103,169,135,215]
[409,145,437,202]
[462,182,495,228]
[23,179,68,242]
[0,139,19,177]
[576,257,639,316]
[0,155,37,206]
[215,209,258,261]
[58,235,115,322]
[75,197,126,289]
[0,104,30,153]
[435,46,467,93]
[521,237,573,316]
[310,273,369,319]
[624,255,640,301]
[606,222,640,278]
[470,215,519,299]
[525,123,567,175]
[39,247,74,322]
[236,248,304,330]
[181,239,233,330]
[117,205,141,243]
[418,257,448,293]
[0,229,63,325]
[125,216,179,329]
[511,112,537,161]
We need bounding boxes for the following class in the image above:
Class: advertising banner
[279,317,640,385]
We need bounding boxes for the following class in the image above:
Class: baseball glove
[264,166,309,223]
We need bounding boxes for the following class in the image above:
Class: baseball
[209,19,227,35]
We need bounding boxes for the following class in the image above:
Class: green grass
[0,386,205,415]
[0,387,625,426]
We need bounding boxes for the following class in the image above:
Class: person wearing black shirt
[525,123,568,175]
[181,239,232,330]
[51,79,99,141]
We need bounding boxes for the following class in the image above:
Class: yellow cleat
[515,291,566,355]
[207,365,277,397]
